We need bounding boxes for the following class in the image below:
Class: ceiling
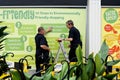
[0,0,120,6]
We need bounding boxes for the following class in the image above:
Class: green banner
[0,8,86,68]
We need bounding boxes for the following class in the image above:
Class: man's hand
[46,27,53,33]
[56,38,63,42]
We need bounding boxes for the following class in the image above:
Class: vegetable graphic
[104,24,117,34]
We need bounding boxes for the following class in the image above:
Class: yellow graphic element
[104,34,118,46]
[106,41,114,46]
[114,23,120,29]
[118,34,120,45]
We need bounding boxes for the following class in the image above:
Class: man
[64,20,82,62]
[35,27,52,76]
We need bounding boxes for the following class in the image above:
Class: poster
[0,8,86,68]
[102,8,120,65]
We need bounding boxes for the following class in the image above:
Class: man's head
[66,20,74,29]
[38,27,45,35]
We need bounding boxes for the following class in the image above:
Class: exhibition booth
[0,0,120,79]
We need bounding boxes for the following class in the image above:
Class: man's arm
[57,38,73,42]
[45,27,52,34]
[64,38,73,41]
[40,45,50,51]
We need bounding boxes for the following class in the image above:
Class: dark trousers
[35,53,49,73]
[69,46,78,62]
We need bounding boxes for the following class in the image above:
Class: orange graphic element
[116,53,120,59]
[104,24,113,32]
[104,24,117,34]
[108,48,114,55]
[108,45,120,55]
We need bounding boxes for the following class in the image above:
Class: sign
[0,8,86,67]
[102,8,120,64]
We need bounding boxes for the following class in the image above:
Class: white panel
[86,0,101,56]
